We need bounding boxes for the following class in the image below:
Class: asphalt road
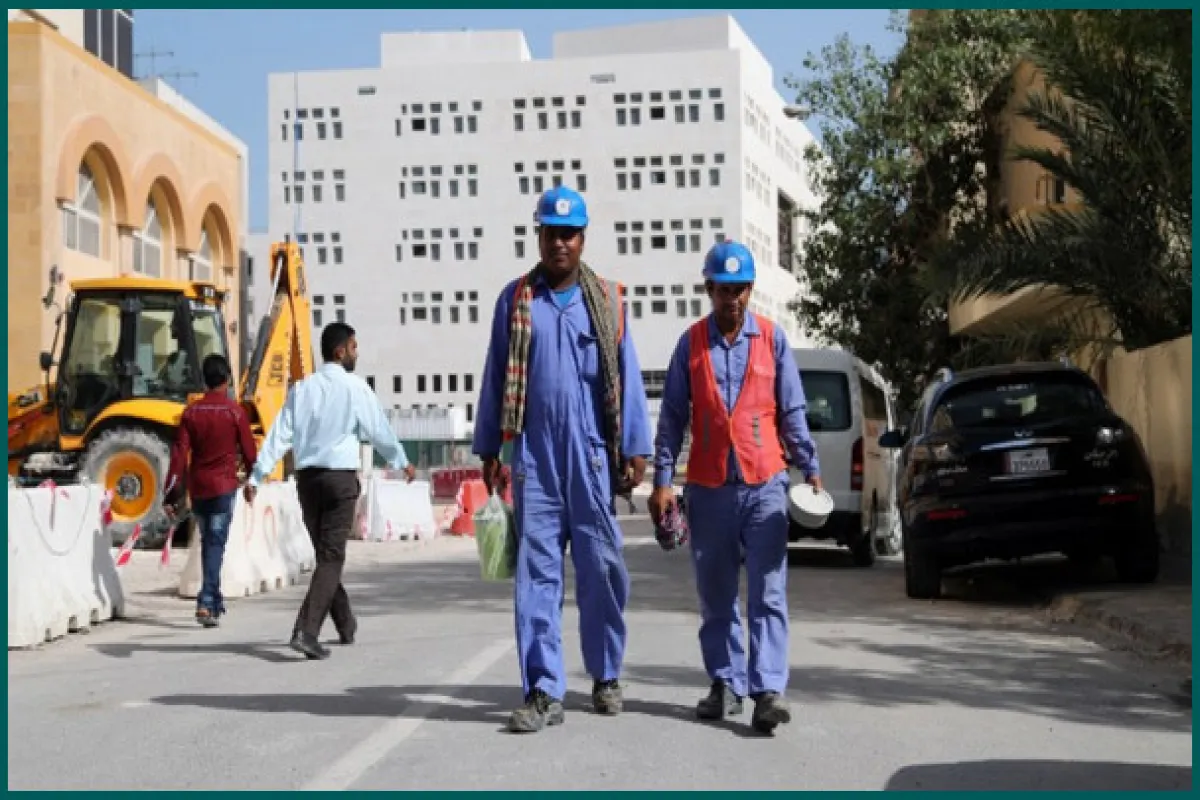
[8,515,1192,791]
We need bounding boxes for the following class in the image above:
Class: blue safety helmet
[534,185,589,229]
[702,240,756,284]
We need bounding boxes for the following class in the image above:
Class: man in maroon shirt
[165,353,258,627]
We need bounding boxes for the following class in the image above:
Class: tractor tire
[79,428,172,549]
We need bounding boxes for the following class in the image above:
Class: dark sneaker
[592,680,624,716]
[290,631,331,660]
[696,681,743,720]
[507,689,565,733]
[750,692,792,733]
[195,608,219,628]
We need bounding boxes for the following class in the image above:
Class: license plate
[1005,447,1051,475]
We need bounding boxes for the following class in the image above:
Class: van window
[800,370,852,432]
[860,378,889,423]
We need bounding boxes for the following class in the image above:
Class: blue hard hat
[703,240,756,284]
[534,185,589,229]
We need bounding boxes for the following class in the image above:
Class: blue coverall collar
[707,311,761,348]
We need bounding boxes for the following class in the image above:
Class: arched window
[132,198,162,277]
[191,228,213,281]
[62,163,102,257]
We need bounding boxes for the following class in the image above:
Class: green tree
[933,9,1192,354]
[787,10,1030,409]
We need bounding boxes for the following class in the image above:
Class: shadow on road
[883,759,1192,791]
[92,641,302,664]
[149,682,765,738]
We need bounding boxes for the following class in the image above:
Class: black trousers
[294,468,360,638]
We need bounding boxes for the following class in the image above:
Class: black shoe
[592,680,624,716]
[338,618,357,645]
[507,689,565,733]
[750,692,792,733]
[696,681,743,720]
[290,631,331,660]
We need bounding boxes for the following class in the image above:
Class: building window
[190,229,213,281]
[132,198,163,277]
[393,375,403,393]
[62,163,103,257]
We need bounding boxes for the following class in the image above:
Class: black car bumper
[789,509,862,544]
[905,483,1153,567]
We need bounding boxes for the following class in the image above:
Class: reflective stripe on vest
[685,314,786,488]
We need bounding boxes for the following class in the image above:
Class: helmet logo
[724,256,740,273]
[554,198,572,216]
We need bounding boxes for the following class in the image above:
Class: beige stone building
[7,9,245,392]
[911,11,1191,560]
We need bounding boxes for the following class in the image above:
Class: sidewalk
[1045,568,1192,675]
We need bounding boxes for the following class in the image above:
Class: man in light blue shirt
[245,322,415,660]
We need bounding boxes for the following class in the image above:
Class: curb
[1046,593,1192,666]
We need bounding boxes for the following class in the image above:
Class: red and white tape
[114,524,142,567]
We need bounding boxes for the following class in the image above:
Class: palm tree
[936,10,1191,356]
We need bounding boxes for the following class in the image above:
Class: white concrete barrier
[8,482,125,648]
[178,480,316,600]
[355,476,438,542]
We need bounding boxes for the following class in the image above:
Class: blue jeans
[194,491,236,615]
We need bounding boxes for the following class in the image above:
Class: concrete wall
[1103,335,1193,560]
[7,20,245,390]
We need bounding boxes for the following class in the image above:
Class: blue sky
[135,9,906,230]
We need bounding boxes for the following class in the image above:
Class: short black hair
[321,321,356,361]
[201,353,231,389]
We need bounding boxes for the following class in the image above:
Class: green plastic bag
[474,492,518,581]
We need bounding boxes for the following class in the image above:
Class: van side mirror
[39,351,54,372]
[879,429,906,449]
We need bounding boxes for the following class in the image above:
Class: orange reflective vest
[686,314,786,488]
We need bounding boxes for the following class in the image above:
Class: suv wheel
[1113,516,1160,584]
[903,527,942,599]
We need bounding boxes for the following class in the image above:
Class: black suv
[880,362,1159,599]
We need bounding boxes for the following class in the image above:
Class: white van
[787,348,902,566]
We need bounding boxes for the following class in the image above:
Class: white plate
[789,485,834,529]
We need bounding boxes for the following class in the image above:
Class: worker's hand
[403,464,417,484]
[481,457,507,496]
[243,484,257,505]
[648,486,675,527]
[162,502,177,521]
[806,474,824,494]
[623,456,647,490]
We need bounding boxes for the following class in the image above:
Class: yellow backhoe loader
[8,241,315,547]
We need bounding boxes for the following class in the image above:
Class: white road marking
[301,637,514,792]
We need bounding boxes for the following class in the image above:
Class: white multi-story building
[262,14,821,434]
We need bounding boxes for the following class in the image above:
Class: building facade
[8,10,247,391]
[263,15,821,430]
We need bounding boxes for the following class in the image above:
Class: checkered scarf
[502,262,626,494]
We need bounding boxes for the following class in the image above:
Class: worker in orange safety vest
[648,240,823,735]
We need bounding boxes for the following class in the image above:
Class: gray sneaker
[697,681,743,720]
[592,680,624,715]
[750,692,792,733]
[507,689,565,733]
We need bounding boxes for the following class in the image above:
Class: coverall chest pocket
[575,330,602,386]
[744,353,776,394]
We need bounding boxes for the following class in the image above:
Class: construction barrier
[430,467,484,501]
[178,480,316,600]
[447,479,507,536]
[355,477,438,542]
[8,481,125,648]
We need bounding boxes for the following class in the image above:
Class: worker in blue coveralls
[648,240,822,735]
[473,185,654,734]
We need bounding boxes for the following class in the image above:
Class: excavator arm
[238,241,315,478]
